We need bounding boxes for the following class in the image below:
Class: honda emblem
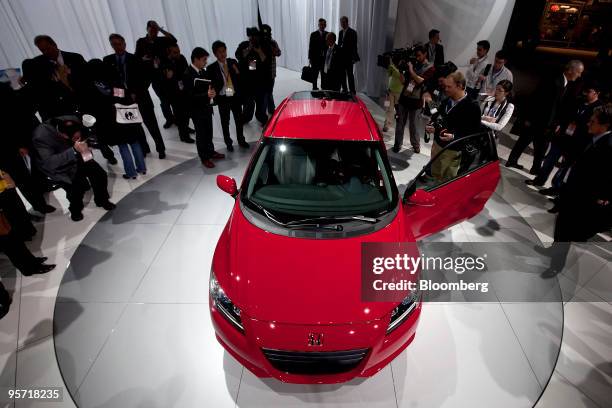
[307,332,323,347]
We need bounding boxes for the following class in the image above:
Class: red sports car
[210,91,500,384]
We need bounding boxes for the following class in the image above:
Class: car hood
[213,203,413,325]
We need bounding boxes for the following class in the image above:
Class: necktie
[117,55,127,87]
[223,62,233,88]
[325,48,332,73]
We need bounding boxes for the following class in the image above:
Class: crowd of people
[0,20,285,297]
[0,19,610,305]
[380,28,610,277]
[307,16,360,93]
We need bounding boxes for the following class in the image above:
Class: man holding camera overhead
[32,116,115,221]
[235,27,272,126]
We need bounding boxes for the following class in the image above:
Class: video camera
[247,25,273,48]
[433,61,458,80]
[246,27,259,38]
[377,46,418,71]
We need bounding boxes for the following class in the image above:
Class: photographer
[235,27,271,126]
[135,20,178,129]
[425,72,481,181]
[161,44,193,143]
[382,57,404,132]
[260,24,281,114]
[393,45,434,153]
[32,116,115,221]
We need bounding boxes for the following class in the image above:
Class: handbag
[115,103,143,124]
[301,65,316,83]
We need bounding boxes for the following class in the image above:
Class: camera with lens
[433,61,458,80]
[423,100,448,140]
[56,114,100,149]
[246,27,259,38]
[80,114,100,149]
[377,46,418,72]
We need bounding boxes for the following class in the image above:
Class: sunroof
[290,90,356,102]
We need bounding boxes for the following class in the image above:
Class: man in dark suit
[135,20,178,129]
[209,41,249,151]
[321,33,344,91]
[426,29,445,67]
[308,18,329,90]
[539,103,612,277]
[183,47,225,169]
[160,43,193,143]
[104,33,166,159]
[25,35,87,120]
[507,60,584,174]
[32,116,115,221]
[338,16,360,94]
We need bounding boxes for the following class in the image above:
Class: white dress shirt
[480,96,514,131]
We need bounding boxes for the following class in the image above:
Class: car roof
[263,91,380,141]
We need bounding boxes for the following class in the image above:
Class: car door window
[413,131,498,191]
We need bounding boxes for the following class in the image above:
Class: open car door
[402,131,501,241]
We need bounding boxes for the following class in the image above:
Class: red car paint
[211,92,500,383]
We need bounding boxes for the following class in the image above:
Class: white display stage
[51,69,566,407]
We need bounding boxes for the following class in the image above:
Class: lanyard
[489,68,503,87]
[446,94,466,114]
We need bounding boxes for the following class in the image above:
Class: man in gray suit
[32,115,115,221]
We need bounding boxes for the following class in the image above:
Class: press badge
[225,86,235,97]
[249,60,257,71]
[113,88,125,98]
[178,80,184,91]
[407,81,415,93]
[384,100,391,108]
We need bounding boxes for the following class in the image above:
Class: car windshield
[242,138,398,219]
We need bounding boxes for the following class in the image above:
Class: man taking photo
[32,115,115,221]
[425,72,481,181]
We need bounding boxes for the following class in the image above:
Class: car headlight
[210,270,244,333]
[386,288,420,334]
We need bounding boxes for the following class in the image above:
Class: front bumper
[210,299,421,384]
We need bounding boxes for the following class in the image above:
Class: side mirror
[406,188,436,207]
[217,175,238,197]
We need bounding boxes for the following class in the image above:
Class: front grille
[261,348,369,375]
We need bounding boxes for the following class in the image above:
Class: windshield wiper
[248,199,286,227]
[285,215,378,226]
[284,223,344,231]
[248,200,351,231]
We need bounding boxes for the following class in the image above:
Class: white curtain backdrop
[394,0,516,71]
[258,0,393,96]
[0,0,258,69]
